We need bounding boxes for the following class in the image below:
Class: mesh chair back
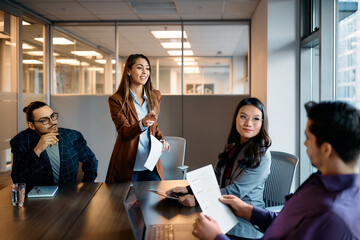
[263,151,299,207]
[160,136,187,180]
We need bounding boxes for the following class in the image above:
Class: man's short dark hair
[305,101,360,164]
[23,101,48,122]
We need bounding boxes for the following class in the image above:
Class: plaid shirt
[10,128,98,190]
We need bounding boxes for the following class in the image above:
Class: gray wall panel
[51,94,248,181]
[183,95,247,171]
[51,95,115,182]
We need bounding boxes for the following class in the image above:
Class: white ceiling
[10,0,259,21]
[11,0,257,67]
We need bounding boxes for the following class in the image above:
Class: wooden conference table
[0,180,200,240]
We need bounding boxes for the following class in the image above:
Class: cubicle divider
[51,94,247,182]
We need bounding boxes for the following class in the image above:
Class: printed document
[186,164,238,234]
[144,135,163,171]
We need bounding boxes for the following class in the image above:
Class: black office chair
[263,151,299,210]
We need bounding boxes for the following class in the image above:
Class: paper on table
[186,164,238,234]
[144,135,163,171]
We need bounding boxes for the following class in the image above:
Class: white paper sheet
[144,135,163,171]
[186,164,238,234]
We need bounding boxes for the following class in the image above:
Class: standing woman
[167,97,271,239]
[106,54,170,183]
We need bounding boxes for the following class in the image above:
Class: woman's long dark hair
[218,97,271,168]
[115,54,158,111]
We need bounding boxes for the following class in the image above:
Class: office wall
[251,0,299,190]
[251,0,268,106]
[267,0,298,155]
[51,95,115,182]
[51,94,246,182]
[251,0,298,154]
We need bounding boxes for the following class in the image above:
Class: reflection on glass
[117,24,249,95]
[22,16,44,94]
[0,10,18,171]
[184,25,249,95]
[337,0,360,108]
[53,26,115,94]
[312,46,319,101]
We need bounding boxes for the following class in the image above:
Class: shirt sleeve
[10,137,48,184]
[214,234,231,240]
[139,119,148,132]
[250,206,278,232]
[76,132,98,182]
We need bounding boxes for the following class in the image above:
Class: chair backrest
[160,136,186,180]
[263,151,299,207]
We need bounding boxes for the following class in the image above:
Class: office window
[117,23,249,95]
[0,10,18,171]
[336,0,360,108]
[53,26,115,94]
[301,0,320,38]
[117,25,183,95]
[22,15,47,128]
[183,24,249,95]
[22,16,45,95]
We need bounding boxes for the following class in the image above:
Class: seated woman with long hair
[167,97,271,239]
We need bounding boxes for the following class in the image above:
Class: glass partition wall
[22,14,47,129]
[0,10,18,171]
[116,23,249,95]
[54,22,249,95]
[53,26,115,94]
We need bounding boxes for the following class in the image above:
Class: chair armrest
[177,165,189,171]
[177,165,189,180]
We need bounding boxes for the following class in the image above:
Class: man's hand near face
[34,133,59,157]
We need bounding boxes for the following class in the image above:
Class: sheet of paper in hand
[187,164,238,234]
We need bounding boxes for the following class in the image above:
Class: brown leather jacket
[106,90,164,182]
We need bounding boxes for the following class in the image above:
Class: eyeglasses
[239,114,263,125]
[33,112,59,125]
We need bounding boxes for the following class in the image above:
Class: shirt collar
[316,172,360,192]
[129,88,147,101]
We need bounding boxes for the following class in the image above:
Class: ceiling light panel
[176,62,198,66]
[23,60,43,64]
[168,50,193,56]
[71,51,102,57]
[35,37,74,45]
[161,42,191,49]
[129,1,177,14]
[95,59,116,64]
[22,43,34,49]
[151,31,187,39]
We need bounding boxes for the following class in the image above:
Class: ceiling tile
[80,2,134,15]
[138,14,180,20]
[181,13,222,20]
[222,13,252,19]
[223,1,258,14]
[97,14,140,21]
[20,2,91,15]
[176,1,224,14]
[53,14,100,21]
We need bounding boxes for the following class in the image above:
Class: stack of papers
[28,186,59,198]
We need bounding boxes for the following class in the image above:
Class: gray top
[214,145,271,238]
[45,142,60,184]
